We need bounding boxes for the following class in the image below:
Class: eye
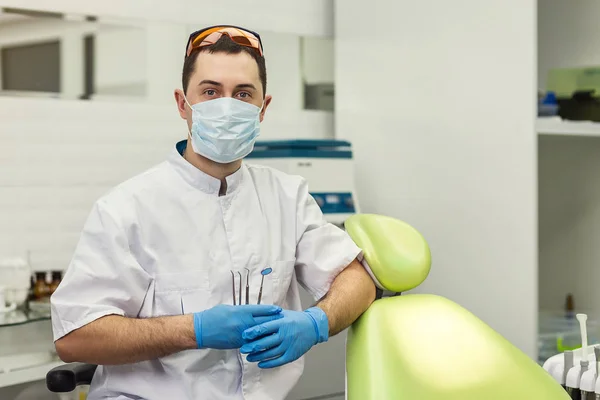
[236,92,251,99]
[204,89,217,96]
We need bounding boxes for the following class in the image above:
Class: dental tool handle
[245,269,250,305]
[578,314,589,360]
[257,275,265,304]
[238,272,242,306]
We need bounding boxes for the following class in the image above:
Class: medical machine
[245,139,358,227]
[543,313,600,399]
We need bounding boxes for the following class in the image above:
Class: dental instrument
[579,357,596,399]
[231,271,237,305]
[552,350,575,389]
[257,267,272,305]
[237,272,242,306]
[245,268,250,305]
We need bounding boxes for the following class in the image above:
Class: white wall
[538,0,600,90]
[0,0,334,37]
[302,37,334,84]
[539,135,600,317]
[95,24,146,97]
[336,1,537,356]
[0,97,180,271]
[259,32,303,113]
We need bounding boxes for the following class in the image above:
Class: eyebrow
[234,83,257,91]
[198,80,222,87]
[198,80,257,91]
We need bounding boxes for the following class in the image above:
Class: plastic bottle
[49,271,62,295]
[566,293,575,319]
[34,272,48,299]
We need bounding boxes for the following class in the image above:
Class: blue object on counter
[539,91,559,117]
[542,91,557,105]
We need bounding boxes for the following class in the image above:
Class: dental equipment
[245,268,250,305]
[230,271,237,305]
[246,140,359,227]
[594,346,600,398]
[237,272,242,306]
[581,346,600,400]
[566,314,590,398]
[257,267,272,305]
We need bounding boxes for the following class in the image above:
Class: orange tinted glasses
[186,25,263,58]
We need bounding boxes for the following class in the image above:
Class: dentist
[51,25,376,400]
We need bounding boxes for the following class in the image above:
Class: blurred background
[2,0,600,398]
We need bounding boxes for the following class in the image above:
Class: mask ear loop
[183,93,193,110]
[182,93,195,148]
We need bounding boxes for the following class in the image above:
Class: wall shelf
[0,360,63,388]
[537,117,600,137]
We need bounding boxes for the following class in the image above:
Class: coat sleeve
[293,179,362,301]
[50,200,152,341]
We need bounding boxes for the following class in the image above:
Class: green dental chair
[48,214,569,399]
[343,214,569,399]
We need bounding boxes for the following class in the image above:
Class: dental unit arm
[343,214,569,400]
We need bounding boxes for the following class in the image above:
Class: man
[51,25,376,400]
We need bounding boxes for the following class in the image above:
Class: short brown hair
[182,35,267,96]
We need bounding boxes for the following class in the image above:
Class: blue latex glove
[193,304,283,349]
[240,307,329,368]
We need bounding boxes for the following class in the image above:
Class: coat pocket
[269,259,296,306]
[153,270,209,316]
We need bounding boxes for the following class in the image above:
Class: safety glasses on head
[185,25,264,58]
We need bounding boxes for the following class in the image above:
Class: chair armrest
[46,362,98,393]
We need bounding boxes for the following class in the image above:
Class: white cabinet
[538,118,600,362]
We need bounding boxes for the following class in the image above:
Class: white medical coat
[51,141,361,400]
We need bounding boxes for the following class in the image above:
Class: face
[175,51,272,131]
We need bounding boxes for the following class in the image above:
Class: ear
[174,89,188,120]
[259,95,272,123]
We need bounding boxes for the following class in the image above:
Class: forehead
[192,51,261,86]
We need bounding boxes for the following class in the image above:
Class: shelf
[0,359,63,388]
[0,308,51,329]
[537,117,600,137]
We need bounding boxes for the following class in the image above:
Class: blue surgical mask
[185,96,262,164]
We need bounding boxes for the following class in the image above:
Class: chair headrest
[345,214,431,293]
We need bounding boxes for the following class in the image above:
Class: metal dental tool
[245,268,250,305]
[231,271,237,305]
[257,267,272,305]
[238,272,242,306]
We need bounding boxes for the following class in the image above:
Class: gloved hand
[240,307,329,369]
[194,304,282,349]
